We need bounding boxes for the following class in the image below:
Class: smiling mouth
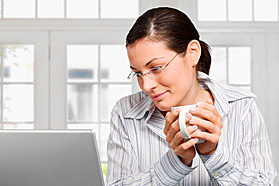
[152,91,167,101]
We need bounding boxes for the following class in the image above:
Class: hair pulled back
[126,7,211,75]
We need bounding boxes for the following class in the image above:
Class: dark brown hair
[126,7,211,75]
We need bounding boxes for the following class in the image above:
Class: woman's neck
[180,79,213,106]
[195,86,214,104]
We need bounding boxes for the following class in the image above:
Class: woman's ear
[186,40,201,67]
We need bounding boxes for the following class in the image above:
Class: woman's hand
[163,109,199,166]
[189,99,223,155]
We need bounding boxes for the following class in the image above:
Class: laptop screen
[0,130,105,186]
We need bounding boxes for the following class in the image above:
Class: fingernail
[192,125,198,130]
[197,102,202,106]
[189,118,194,124]
[165,112,169,118]
[172,109,178,115]
[190,108,196,113]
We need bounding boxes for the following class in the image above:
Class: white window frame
[49,29,131,129]
[0,31,49,129]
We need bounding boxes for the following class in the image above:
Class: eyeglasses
[127,53,178,80]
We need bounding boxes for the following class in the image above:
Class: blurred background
[0,0,278,183]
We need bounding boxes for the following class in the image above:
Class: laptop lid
[0,130,105,186]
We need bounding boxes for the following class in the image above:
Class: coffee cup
[171,104,205,144]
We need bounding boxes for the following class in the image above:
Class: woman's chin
[154,103,171,112]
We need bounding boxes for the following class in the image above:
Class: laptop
[0,130,105,186]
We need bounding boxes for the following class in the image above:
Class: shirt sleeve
[106,101,196,186]
[202,99,277,185]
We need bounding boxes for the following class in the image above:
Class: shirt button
[213,171,219,177]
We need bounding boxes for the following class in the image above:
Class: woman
[106,7,277,185]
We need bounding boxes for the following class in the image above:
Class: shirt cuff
[204,142,234,179]
[154,149,197,185]
[199,154,211,163]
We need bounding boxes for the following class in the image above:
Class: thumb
[206,98,214,105]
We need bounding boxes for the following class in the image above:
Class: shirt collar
[124,92,155,119]
[197,71,256,118]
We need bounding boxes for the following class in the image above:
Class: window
[66,45,132,162]
[0,0,139,19]
[49,31,133,176]
[0,31,49,129]
[198,0,278,21]
[38,0,64,18]
[0,45,34,129]
[4,0,36,18]
[210,46,251,89]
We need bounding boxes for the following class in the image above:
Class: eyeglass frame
[127,53,179,80]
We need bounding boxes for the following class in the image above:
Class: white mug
[171,104,205,144]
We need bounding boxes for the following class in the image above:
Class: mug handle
[178,109,205,144]
[178,109,191,140]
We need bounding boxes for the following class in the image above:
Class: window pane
[0,1,2,18]
[198,0,226,21]
[38,0,64,18]
[254,0,278,21]
[228,47,251,85]
[210,47,227,84]
[4,0,35,18]
[67,0,98,18]
[3,85,34,122]
[100,124,110,161]
[101,0,139,18]
[3,123,34,129]
[67,84,98,122]
[67,45,98,82]
[0,46,2,81]
[0,86,1,124]
[102,163,107,176]
[228,0,252,21]
[100,84,132,121]
[100,45,131,82]
[3,45,34,82]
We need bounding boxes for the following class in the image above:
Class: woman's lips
[152,91,167,101]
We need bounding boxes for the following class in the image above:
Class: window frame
[0,31,49,129]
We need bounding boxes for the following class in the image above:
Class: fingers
[166,112,195,144]
[173,138,199,155]
[164,109,202,161]
[164,109,179,135]
[190,102,222,129]
[206,98,214,105]
[169,125,198,149]
[165,119,180,143]
[190,130,220,144]
[189,117,220,134]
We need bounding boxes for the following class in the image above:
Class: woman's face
[127,37,201,111]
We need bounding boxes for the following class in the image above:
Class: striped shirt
[106,72,277,185]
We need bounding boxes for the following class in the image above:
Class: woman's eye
[134,72,142,77]
[151,66,162,72]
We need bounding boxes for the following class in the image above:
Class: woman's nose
[140,75,158,92]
